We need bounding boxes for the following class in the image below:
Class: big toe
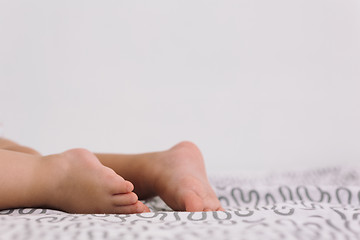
[183,190,224,212]
[183,191,204,212]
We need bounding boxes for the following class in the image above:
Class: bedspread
[1,166,360,240]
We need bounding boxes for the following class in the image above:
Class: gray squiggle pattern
[1,166,360,240]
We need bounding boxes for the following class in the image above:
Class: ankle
[30,153,69,208]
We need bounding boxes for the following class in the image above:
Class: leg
[96,141,224,211]
[0,146,149,213]
[0,149,46,209]
[0,138,41,155]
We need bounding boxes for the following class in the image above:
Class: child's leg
[0,138,41,155]
[0,149,45,209]
[0,146,149,213]
[0,137,223,212]
[95,141,224,212]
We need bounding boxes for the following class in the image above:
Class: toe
[205,201,223,212]
[111,179,134,194]
[202,191,223,211]
[114,201,150,214]
[139,202,151,213]
[124,180,134,192]
[183,191,204,212]
[112,192,138,206]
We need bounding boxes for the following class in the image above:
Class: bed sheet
[1,166,360,240]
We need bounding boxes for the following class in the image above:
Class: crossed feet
[31,142,223,214]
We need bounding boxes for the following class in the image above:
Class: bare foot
[35,149,150,214]
[152,142,224,211]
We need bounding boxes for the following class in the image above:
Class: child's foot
[36,149,149,214]
[146,142,224,211]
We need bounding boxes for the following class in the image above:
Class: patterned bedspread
[1,166,360,240]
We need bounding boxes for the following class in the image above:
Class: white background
[1,0,359,174]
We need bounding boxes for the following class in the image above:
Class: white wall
[0,0,359,174]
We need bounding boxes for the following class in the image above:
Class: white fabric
[1,166,360,240]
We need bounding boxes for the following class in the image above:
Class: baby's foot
[35,149,149,214]
[152,142,224,211]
